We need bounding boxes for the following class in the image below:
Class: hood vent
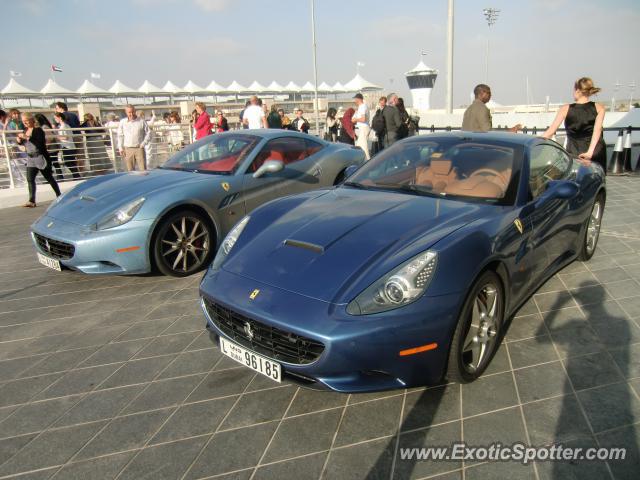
[283,239,324,254]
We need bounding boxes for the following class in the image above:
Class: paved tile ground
[1,177,640,480]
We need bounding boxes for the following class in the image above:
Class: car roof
[404,131,543,148]
[214,129,324,141]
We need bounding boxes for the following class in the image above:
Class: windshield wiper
[343,181,370,189]
[373,183,439,197]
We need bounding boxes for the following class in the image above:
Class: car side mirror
[253,159,284,178]
[343,164,359,181]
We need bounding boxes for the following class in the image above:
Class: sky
[2,0,639,108]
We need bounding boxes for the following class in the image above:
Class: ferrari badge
[514,218,524,235]
[249,289,260,300]
[221,182,230,192]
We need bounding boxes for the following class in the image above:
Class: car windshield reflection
[345,137,520,203]
[160,134,260,175]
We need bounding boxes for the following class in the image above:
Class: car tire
[577,193,605,262]
[152,210,214,277]
[446,270,504,383]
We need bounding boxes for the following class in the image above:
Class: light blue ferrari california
[30,130,364,276]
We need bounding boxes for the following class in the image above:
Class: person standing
[338,108,356,145]
[325,108,338,142]
[16,113,61,207]
[384,94,402,146]
[542,77,606,172]
[461,84,520,133]
[267,105,282,128]
[168,112,185,152]
[54,112,81,179]
[352,93,370,160]
[242,96,267,129]
[55,102,80,128]
[117,105,150,171]
[81,113,109,174]
[193,102,212,140]
[214,111,229,132]
[371,97,389,154]
[291,109,310,133]
[278,108,291,130]
[8,109,24,130]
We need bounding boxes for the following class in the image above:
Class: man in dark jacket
[384,94,402,147]
[55,102,80,128]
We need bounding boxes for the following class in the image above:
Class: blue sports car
[199,132,606,392]
[30,130,364,276]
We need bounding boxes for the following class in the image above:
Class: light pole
[310,0,320,136]
[629,81,636,110]
[445,0,454,114]
[482,8,500,83]
[612,80,621,112]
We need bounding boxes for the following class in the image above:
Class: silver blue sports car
[30,130,365,276]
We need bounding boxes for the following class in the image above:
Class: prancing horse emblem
[249,289,260,300]
[514,218,524,235]
[221,182,230,192]
[243,321,255,340]
[47,221,54,228]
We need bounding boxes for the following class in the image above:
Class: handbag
[24,140,47,170]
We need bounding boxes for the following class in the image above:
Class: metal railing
[0,123,194,189]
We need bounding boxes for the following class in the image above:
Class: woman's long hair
[34,113,52,129]
[341,108,355,139]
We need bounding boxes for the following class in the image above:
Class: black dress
[564,102,607,172]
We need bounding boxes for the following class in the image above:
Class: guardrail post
[532,126,537,135]
[109,129,118,173]
[523,127,528,135]
[430,124,435,133]
[2,131,15,189]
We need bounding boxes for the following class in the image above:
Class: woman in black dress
[16,113,61,207]
[543,77,606,172]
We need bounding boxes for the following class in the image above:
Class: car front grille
[203,298,325,365]
[34,233,75,260]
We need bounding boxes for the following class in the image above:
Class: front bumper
[30,215,154,275]
[199,268,462,393]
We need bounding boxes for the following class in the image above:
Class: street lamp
[482,7,500,83]
[612,80,621,112]
[629,81,636,110]
[310,0,320,136]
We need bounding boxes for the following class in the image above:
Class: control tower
[405,60,438,111]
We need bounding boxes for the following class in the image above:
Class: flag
[9,70,22,77]
[357,61,365,67]
[90,72,101,79]
[51,65,63,72]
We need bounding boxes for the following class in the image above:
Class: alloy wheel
[159,215,210,274]
[585,200,602,256]
[461,283,500,373]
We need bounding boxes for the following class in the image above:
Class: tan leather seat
[445,176,505,198]
[415,160,458,192]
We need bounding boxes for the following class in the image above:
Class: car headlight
[96,197,145,230]
[347,251,438,315]
[210,215,250,272]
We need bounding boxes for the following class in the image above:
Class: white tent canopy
[266,81,285,92]
[109,80,136,95]
[318,82,333,93]
[205,80,225,92]
[300,81,315,92]
[343,73,382,92]
[226,80,247,93]
[183,80,205,94]
[41,79,75,96]
[77,79,109,95]
[138,80,162,95]
[247,81,266,93]
[284,81,301,93]
[1,78,37,96]
[162,81,183,94]
[331,81,345,93]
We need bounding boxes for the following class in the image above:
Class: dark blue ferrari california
[199,132,605,392]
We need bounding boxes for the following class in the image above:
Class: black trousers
[61,148,81,179]
[26,163,61,204]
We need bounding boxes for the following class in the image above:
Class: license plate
[220,336,281,383]
[37,253,61,271]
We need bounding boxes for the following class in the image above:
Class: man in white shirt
[117,105,151,171]
[242,96,267,129]
[352,93,371,160]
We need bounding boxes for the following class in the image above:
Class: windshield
[346,136,520,203]
[161,134,260,174]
